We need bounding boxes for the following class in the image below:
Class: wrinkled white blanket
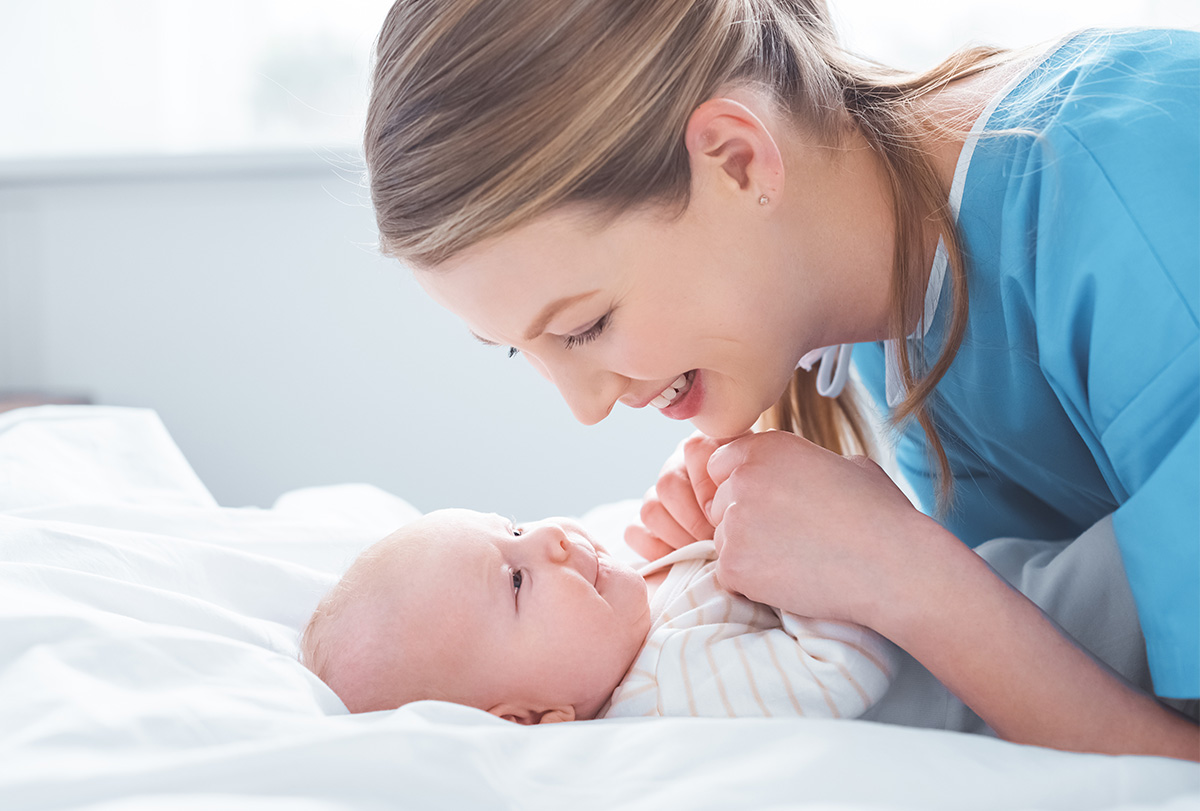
[0,406,1195,811]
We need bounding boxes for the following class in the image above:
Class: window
[0,0,1193,162]
[0,0,392,160]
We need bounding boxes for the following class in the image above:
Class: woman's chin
[688,412,759,441]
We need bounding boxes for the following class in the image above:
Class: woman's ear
[684,95,785,202]
[488,703,576,725]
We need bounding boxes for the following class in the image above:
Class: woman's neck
[899,52,1041,327]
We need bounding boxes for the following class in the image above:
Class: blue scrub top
[853,29,1199,698]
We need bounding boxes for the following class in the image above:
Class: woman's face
[416,117,894,438]
[417,211,792,438]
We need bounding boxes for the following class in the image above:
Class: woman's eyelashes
[502,311,612,357]
[562,312,611,350]
[502,311,611,357]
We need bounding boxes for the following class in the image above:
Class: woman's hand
[625,431,736,561]
[706,429,937,627]
[707,430,1200,760]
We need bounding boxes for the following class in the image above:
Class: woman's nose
[538,357,624,426]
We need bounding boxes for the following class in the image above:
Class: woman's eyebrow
[522,290,600,341]
[467,290,601,346]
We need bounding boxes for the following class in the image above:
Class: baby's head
[302,509,651,723]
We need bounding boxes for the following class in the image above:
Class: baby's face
[346,509,651,722]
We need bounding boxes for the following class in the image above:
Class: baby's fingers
[639,484,701,549]
[655,463,714,542]
[682,436,720,530]
[624,522,675,562]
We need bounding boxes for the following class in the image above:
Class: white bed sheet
[0,405,1196,811]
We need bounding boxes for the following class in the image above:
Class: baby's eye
[511,569,523,594]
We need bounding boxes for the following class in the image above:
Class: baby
[301,509,895,723]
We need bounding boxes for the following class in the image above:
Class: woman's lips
[650,373,691,408]
[659,369,703,421]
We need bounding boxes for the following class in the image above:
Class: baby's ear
[488,704,576,725]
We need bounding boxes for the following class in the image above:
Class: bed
[1,405,1196,810]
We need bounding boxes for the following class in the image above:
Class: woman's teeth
[651,374,690,409]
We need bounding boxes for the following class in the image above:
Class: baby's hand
[625,431,738,560]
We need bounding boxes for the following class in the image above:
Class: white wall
[0,156,692,517]
[2,0,1193,518]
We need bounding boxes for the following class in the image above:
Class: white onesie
[601,541,896,719]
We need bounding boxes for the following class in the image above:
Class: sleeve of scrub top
[1033,47,1199,698]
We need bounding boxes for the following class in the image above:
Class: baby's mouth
[650,370,695,409]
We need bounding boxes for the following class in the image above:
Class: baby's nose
[529,524,571,563]
[547,535,572,564]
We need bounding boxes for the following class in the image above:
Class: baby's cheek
[619,570,653,636]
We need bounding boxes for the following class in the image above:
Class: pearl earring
[758,194,769,206]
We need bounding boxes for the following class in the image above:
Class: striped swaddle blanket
[602,541,895,719]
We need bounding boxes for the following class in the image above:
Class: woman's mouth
[650,372,693,409]
[651,370,703,420]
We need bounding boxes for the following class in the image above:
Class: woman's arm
[706,430,1199,760]
[875,519,1198,760]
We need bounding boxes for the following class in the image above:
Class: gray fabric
[862,515,1196,733]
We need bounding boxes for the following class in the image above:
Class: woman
[362,0,1198,757]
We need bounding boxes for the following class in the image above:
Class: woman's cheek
[524,353,552,382]
[608,336,688,382]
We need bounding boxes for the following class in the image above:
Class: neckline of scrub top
[882,37,1066,408]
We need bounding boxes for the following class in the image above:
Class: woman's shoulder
[1036,27,1197,83]
[996,28,1198,136]
[961,28,1197,228]
[976,28,1198,281]
[1063,26,1199,65]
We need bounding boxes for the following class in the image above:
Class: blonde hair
[365,0,1013,513]
[299,536,421,712]
[299,564,369,692]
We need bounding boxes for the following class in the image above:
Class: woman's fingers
[706,432,757,488]
[706,429,932,624]
[705,432,761,523]
[708,482,734,528]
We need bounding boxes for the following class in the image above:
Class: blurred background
[1,1,1195,518]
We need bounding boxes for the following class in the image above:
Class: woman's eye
[562,312,611,350]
